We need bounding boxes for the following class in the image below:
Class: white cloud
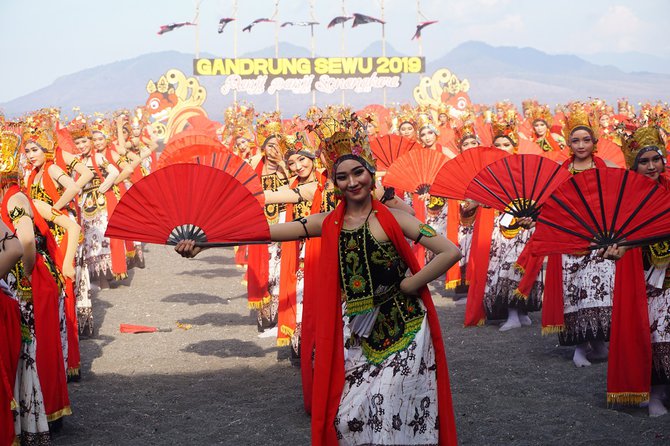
[590,5,644,52]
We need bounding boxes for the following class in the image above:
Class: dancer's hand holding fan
[531,167,670,255]
[105,164,270,247]
[465,154,572,219]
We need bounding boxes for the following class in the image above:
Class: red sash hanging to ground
[463,207,495,326]
[311,199,457,446]
[27,165,81,376]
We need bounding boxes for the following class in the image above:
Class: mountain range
[2,40,669,119]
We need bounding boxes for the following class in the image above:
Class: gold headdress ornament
[521,99,539,118]
[282,131,316,161]
[437,103,449,116]
[491,110,519,147]
[91,116,112,139]
[224,103,256,145]
[307,114,375,174]
[22,113,57,159]
[526,103,552,124]
[68,115,91,141]
[621,125,666,169]
[562,102,600,142]
[0,124,22,184]
[390,104,417,133]
[255,111,283,148]
[416,112,439,135]
[454,112,478,145]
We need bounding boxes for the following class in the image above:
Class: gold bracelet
[49,208,62,222]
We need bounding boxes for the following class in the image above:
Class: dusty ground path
[53,246,669,445]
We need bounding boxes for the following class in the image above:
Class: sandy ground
[51,245,670,445]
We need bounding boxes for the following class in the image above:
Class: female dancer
[598,125,670,415]
[248,112,289,333]
[176,117,461,445]
[1,126,78,440]
[24,117,86,376]
[481,118,543,330]
[69,119,120,290]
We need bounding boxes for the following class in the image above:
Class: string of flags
[158,13,437,40]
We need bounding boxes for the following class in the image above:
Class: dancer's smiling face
[335,159,373,203]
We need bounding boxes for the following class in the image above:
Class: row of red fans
[106,131,670,256]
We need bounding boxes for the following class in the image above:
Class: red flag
[218,18,235,34]
[157,22,195,35]
[243,18,275,32]
[412,20,438,40]
[352,13,385,27]
[327,16,352,28]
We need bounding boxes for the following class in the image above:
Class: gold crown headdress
[491,110,519,146]
[91,116,112,139]
[526,104,552,125]
[307,114,375,174]
[22,113,57,159]
[563,102,599,141]
[416,112,439,134]
[454,112,478,145]
[0,125,22,183]
[391,104,417,133]
[68,115,91,140]
[282,131,316,161]
[255,111,283,148]
[621,125,666,169]
[224,103,256,145]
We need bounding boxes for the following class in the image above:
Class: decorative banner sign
[145,69,209,142]
[192,56,425,95]
[413,68,472,118]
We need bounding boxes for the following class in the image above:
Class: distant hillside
[2,41,670,118]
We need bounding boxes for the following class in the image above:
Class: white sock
[573,343,591,367]
[499,308,521,332]
[650,385,668,417]
[519,312,532,326]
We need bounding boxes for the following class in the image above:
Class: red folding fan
[517,139,544,155]
[159,137,229,167]
[532,168,670,255]
[157,131,226,169]
[466,154,572,219]
[430,146,511,200]
[595,138,626,168]
[157,146,263,205]
[542,149,570,163]
[369,134,420,172]
[105,164,270,247]
[382,147,449,195]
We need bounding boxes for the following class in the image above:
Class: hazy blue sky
[1,0,667,102]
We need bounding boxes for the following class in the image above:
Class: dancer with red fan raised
[516,102,620,368]
[474,114,547,331]
[176,114,461,446]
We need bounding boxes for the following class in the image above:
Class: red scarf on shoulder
[311,198,457,445]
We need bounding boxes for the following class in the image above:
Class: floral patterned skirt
[335,316,438,445]
[484,226,543,320]
[458,224,474,268]
[647,284,670,384]
[80,201,114,283]
[558,253,614,346]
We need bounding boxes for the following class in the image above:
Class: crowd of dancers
[1,95,670,445]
